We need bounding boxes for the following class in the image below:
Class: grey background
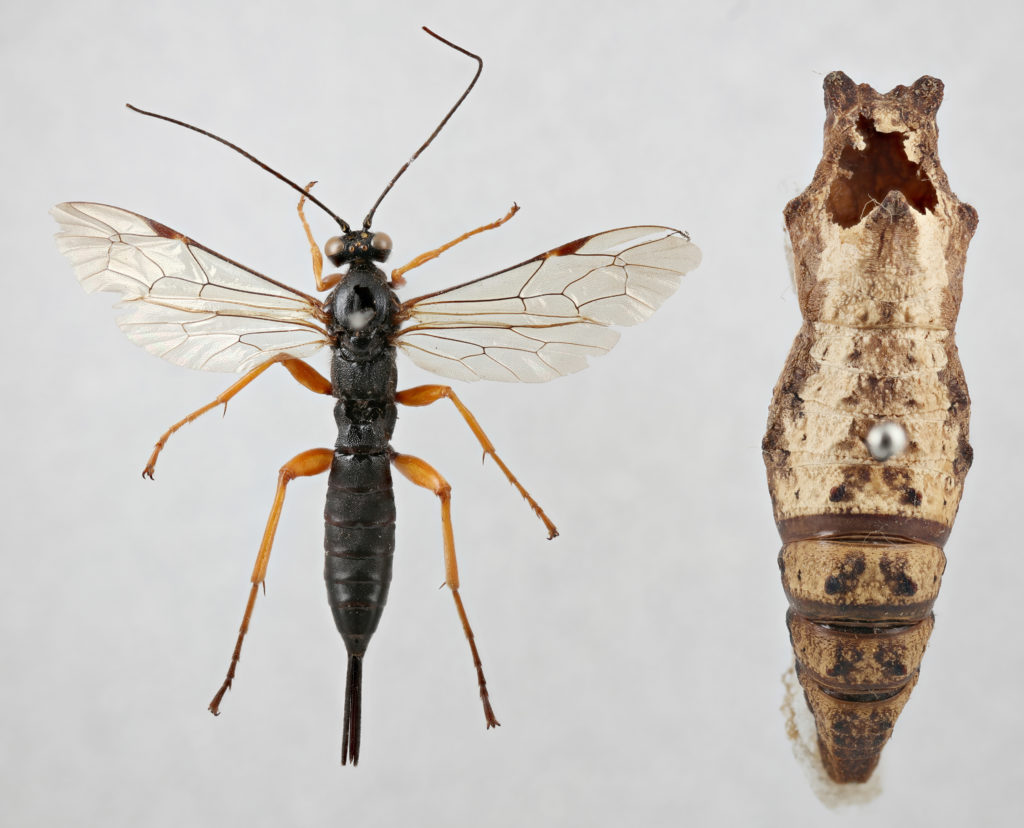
[3,0,1020,825]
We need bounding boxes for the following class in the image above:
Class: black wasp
[52,29,702,765]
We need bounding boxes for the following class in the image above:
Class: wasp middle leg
[143,356,331,478]
[391,450,499,729]
[396,385,557,538]
[209,447,334,715]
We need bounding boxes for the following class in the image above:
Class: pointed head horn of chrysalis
[764,73,975,783]
[823,71,944,120]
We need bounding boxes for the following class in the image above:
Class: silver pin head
[866,422,908,461]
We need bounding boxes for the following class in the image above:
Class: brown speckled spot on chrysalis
[763,71,975,783]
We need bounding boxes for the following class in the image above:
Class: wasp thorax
[325,230,393,266]
[331,271,391,336]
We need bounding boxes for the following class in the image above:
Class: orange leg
[392,451,499,729]
[396,385,557,539]
[142,356,332,478]
[390,203,519,288]
[297,181,342,292]
[209,447,334,715]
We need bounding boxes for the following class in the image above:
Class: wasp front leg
[389,203,519,287]
[297,181,342,292]
[391,450,499,729]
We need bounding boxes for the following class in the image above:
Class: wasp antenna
[125,103,351,233]
[361,27,483,230]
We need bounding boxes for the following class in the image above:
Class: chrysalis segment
[763,72,976,783]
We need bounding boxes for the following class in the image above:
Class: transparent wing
[52,202,330,373]
[397,226,701,382]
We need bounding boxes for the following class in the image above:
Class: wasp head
[324,230,393,267]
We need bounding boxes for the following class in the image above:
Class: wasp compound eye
[325,236,345,265]
[370,232,393,262]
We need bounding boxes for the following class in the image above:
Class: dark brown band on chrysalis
[786,597,938,624]
[777,514,951,547]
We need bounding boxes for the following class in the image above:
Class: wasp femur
[763,71,976,783]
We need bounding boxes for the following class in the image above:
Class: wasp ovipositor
[763,71,976,783]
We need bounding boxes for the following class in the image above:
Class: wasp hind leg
[391,450,499,728]
[208,447,334,715]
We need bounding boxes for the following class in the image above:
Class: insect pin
[52,28,702,765]
[763,72,975,783]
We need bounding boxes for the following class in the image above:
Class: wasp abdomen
[324,453,396,650]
